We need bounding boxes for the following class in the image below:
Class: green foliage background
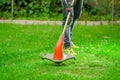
[0,0,59,19]
[0,0,120,20]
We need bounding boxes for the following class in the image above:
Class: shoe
[71,42,80,49]
[66,47,76,56]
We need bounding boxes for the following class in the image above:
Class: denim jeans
[62,0,84,48]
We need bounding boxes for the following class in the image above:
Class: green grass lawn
[0,23,120,80]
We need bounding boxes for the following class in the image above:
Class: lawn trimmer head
[42,54,75,64]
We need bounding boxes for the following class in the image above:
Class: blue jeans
[62,0,84,48]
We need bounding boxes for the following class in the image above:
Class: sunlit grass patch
[0,23,120,80]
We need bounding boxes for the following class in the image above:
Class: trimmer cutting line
[41,11,75,63]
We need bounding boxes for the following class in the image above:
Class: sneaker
[66,47,76,56]
[71,42,80,49]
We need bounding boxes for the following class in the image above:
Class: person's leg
[62,0,74,49]
[70,0,84,48]
[70,0,84,35]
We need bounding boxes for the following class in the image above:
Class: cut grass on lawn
[0,23,120,80]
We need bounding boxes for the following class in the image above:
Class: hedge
[0,0,120,20]
[0,0,61,19]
